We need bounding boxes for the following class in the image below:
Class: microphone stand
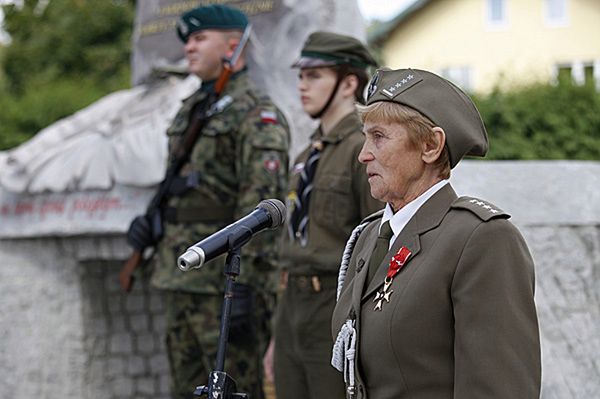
[193,235,249,399]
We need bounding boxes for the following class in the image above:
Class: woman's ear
[422,127,446,164]
[341,74,359,98]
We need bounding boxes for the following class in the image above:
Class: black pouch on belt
[219,282,256,343]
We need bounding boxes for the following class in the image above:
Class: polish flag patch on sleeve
[260,111,278,124]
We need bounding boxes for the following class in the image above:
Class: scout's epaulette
[451,196,510,221]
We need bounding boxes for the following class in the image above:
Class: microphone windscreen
[257,199,286,228]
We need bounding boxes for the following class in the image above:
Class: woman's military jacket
[332,183,541,399]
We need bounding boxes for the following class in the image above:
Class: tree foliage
[0,0,134,150]
[473,82,600,160]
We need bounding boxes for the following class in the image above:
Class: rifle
[119,24,253,292]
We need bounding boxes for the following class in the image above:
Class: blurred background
[0,1,599,399]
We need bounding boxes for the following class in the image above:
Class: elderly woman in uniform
[331,68,541,399]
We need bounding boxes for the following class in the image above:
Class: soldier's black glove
[126,215,155,251]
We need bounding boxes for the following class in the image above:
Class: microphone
[177,199,286,271]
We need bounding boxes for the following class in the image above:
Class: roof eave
[368,0,432,45]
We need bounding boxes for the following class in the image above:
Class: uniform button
[356,259,365,272]
[297,276,308,288]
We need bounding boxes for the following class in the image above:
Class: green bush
[0,76,117,149]
[0,0,133,151]
[473,82,600,160]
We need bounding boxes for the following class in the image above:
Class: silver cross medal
[373,277,393,311]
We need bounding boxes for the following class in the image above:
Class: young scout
[265,31,382,399]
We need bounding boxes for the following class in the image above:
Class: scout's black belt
[287,274,338,293]
[163,206,235,223]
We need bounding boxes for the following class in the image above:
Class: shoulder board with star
[451,196,510,221]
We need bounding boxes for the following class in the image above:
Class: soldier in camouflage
[128,5,289,399]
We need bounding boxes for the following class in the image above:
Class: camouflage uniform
[153,71,289,399]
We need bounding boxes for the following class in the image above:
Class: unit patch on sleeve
[262,152,281,173]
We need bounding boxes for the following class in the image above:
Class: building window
[553,61,599,90]
[583,65,595,86]
[555,64,573,85]
[593,60,600,91]
[440,66,473,92]
[544,0,569,26]
[486,0,507,28]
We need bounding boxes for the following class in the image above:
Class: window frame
[485,0,509,29]
[544,0,569,27]
[440,66,474,92]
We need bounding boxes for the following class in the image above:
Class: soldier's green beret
[365,68,488,168]
[177,4,248,42]
[292,31,377,69]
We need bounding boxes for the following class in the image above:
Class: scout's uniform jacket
[280,112,382,275]
[332,183,541,399]
[152,71,289,294]
[274,112,382,399]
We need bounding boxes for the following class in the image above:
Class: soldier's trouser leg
[273,276,345,399]
[165,290,270,399]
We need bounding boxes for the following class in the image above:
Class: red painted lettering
[72,197,123,214]
[40,199,66,217]
[14,201,34,215]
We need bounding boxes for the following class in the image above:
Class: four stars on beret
[382,73,416,98]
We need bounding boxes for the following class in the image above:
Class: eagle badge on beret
[177,19,189,37]
[188,17,201,28]
[366,71,380,100]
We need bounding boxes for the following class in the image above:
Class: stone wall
[524,225,600,398]
[1,161,599,398]
[79,258,169,399]
[451,161,600,399]
[0,237,169,399]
